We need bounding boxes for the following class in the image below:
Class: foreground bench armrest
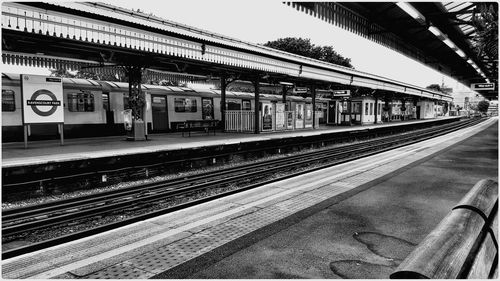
[390,179,498,279]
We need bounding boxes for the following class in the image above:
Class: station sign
[293,87,308,94]
[471,83,495,91]
[332,90,351,97]
[21,74,64,124]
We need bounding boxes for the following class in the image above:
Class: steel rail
[2,119,480,234]
[2,119,475,224]
[2,118,485,259]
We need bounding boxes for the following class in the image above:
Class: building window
[352,102,361,114]
[226,99,241,110]
[174,97,197,112]
[2,89,16,112]
[242,100,251,110]
[67,92,95,112]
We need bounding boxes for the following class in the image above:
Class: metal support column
[282,84,287,105]
[311,85,316,129]
[220,74,227,132]
[125,65,146,140]
[253,78,260,134]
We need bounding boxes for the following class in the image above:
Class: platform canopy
[286,2,497,100]
[2,2,452,102]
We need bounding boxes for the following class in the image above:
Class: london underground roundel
[22,75,64,124]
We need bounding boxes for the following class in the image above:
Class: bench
[178,119,219,137]
[390,179,498,279]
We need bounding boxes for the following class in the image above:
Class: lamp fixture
[396,2,426,24]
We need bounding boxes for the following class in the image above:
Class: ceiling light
[455,49,466,58]
[397,2,426,24]
[428,26,443,37]
[443,38,456,49]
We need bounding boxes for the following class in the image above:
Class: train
[2,73,442,142]
[2,73,331,142]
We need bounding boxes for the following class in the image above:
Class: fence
[225,110,254,132]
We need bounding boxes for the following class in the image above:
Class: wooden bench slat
[391,179,498,279]
[391,209,485,279]
[467,232,497,279]
[453,179,498,221]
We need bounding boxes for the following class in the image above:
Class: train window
[123,93,130,110]
[242,100,251,110]
[2,89,16,112]
[102,93,110,111]
[68,92,95,112]
[365,103,369,115]
[370,103,373,115]
[174,98,197,112]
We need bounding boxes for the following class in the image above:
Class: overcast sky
[6,0,481,104]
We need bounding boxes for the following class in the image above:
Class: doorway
[151,95,169,131]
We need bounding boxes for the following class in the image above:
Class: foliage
[477,100,490,113]
[472,4,498,59]
[263,37,353,68]
[472,3,498,81]
[426,84,442,92]
[49,68,125,81]
[49,68,76,78]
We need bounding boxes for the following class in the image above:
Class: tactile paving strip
[83,262,151,279]
[126,244,194,275]
[226,208,283,231]
[306,184,347,199]
[274,194,322,212]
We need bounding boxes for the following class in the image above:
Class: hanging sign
[293,87,308,94]
[471,83,495,91]
[22,74,64,124]
[332,90,351,97]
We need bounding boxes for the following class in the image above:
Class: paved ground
[2,118,495,279]
[180,120,498,279]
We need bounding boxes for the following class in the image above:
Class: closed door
[151,95,169,131]
[328,101,336,123]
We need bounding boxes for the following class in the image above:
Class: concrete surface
[2,118,495,279]
[181,120,498,279]
[2,117,460,167]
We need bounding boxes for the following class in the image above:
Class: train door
[202,97,214,120]
[151,95,169,131]
[327,101,336,124]
[102,93,114,124]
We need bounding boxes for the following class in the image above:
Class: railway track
[2,118,486,259]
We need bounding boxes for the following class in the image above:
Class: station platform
[2,116,461,168]
[2,117,497,279]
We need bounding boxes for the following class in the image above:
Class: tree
[263,37,353,68]
[472,3,498,81]
[472,4,498,60]
[477,100,490,113]
[426,84,442,92]
[49,68,76,78]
